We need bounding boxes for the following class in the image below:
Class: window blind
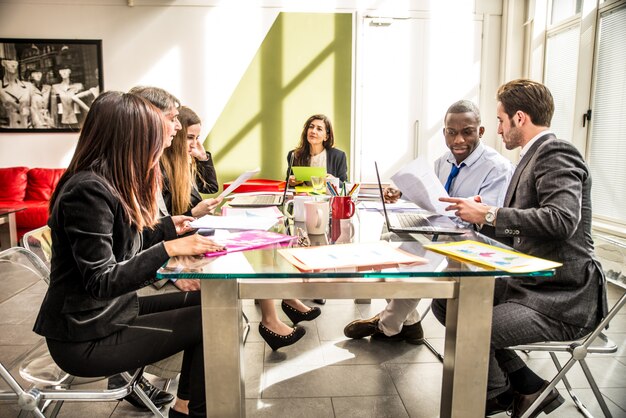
[588,4,626,225]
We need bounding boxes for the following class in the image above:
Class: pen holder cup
[331,196,355,220]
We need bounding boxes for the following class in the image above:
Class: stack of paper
[278,241,427,271]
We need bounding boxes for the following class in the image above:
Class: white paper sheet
[218,168,261,199]
[190,214,278,230]
[357,201,424,211]
[390,157,454,216]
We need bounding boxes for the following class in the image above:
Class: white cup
[284,195,315,222]
[304,200,330,235]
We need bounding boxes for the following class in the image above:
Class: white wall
[0,2,279,167]
[0,0,506,168]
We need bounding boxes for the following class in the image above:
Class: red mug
[331,196,355,219]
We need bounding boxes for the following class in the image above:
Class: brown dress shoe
[512,380,564,418]
[485,388,514,416]
[344,314,380,339]
[371,321,424,345]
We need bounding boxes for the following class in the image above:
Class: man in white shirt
[344,99,513,344]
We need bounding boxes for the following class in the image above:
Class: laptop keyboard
[397,213,431,228]
[252,195,278,204]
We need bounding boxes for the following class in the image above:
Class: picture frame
[0,38,103,132]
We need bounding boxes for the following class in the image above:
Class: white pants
[378,298,422,336]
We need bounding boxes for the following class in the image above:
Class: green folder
[292,166,326,182]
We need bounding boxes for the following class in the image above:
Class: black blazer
[287,147,348,182]
[162,152,219,216]
[33,171,177,342]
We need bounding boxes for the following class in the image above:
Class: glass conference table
[157,209,554,418]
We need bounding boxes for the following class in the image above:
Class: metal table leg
[440,276,495,418]
[201,279,244,417]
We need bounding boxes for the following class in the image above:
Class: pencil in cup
[326,181,339,196]
[345,182,360,202]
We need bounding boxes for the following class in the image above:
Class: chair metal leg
[579,359,613,418]
[242,311,251,344]
[131,384,166,417]
[162,378,172,392]
[520,356,577,418]
[47,399,64,418]
[550,353,593,418]
[423,338,444,362]
[419,304,443,362]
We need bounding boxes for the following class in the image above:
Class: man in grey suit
[439,79,607,418]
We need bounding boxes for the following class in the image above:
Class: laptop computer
[375,161,466,235]
[229,154,294,207]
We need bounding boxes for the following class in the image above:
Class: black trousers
[47,291,206,417]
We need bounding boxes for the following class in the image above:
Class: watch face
[485,211,495,223]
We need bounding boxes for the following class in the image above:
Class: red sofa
[0,167,65,240]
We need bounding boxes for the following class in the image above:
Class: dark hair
[161,106,203,215]
[50,91,165,230]
[497,79,554,127]
[128,86,180,112]
[293,114,335,166]
[445,100,481,125]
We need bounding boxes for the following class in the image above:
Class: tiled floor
[1,270,625,417]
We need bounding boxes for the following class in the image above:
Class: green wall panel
[206,12,352,192]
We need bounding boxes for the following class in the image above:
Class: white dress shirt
[434,142,514,206]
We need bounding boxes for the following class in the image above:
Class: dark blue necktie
[444,163,465,193]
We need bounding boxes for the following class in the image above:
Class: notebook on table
[291,166,326,182]
[229,154,294,207]
[375,161,466,235]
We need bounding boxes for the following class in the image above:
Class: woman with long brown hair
[161,106,221,217]
[288,114,348,185]
[33,91,223,417]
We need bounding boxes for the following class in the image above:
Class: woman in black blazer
[33,92,224,418]
[287,114,348,184]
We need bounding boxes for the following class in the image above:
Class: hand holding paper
[390,157,454,216]
[219,168,261,199]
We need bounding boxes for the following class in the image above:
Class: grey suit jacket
[494,133,607,329]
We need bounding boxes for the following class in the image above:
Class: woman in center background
[288,114,348,186]
[161,106,221,217]
[161,106,320,351]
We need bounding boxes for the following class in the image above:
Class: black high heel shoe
[169,407,188,418]
[281,301,321,324]
[258,323,306,351]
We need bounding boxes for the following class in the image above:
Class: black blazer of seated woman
[287,114,348,183]
[287,147,347,183]
[32,91,225,417]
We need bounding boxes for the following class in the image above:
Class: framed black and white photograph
[0,38,103,132]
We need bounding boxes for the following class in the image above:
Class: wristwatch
[484,207,498,227]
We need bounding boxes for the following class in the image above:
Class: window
[544,24,580,141]
[587,3,626,226]
[550,0,583,25]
